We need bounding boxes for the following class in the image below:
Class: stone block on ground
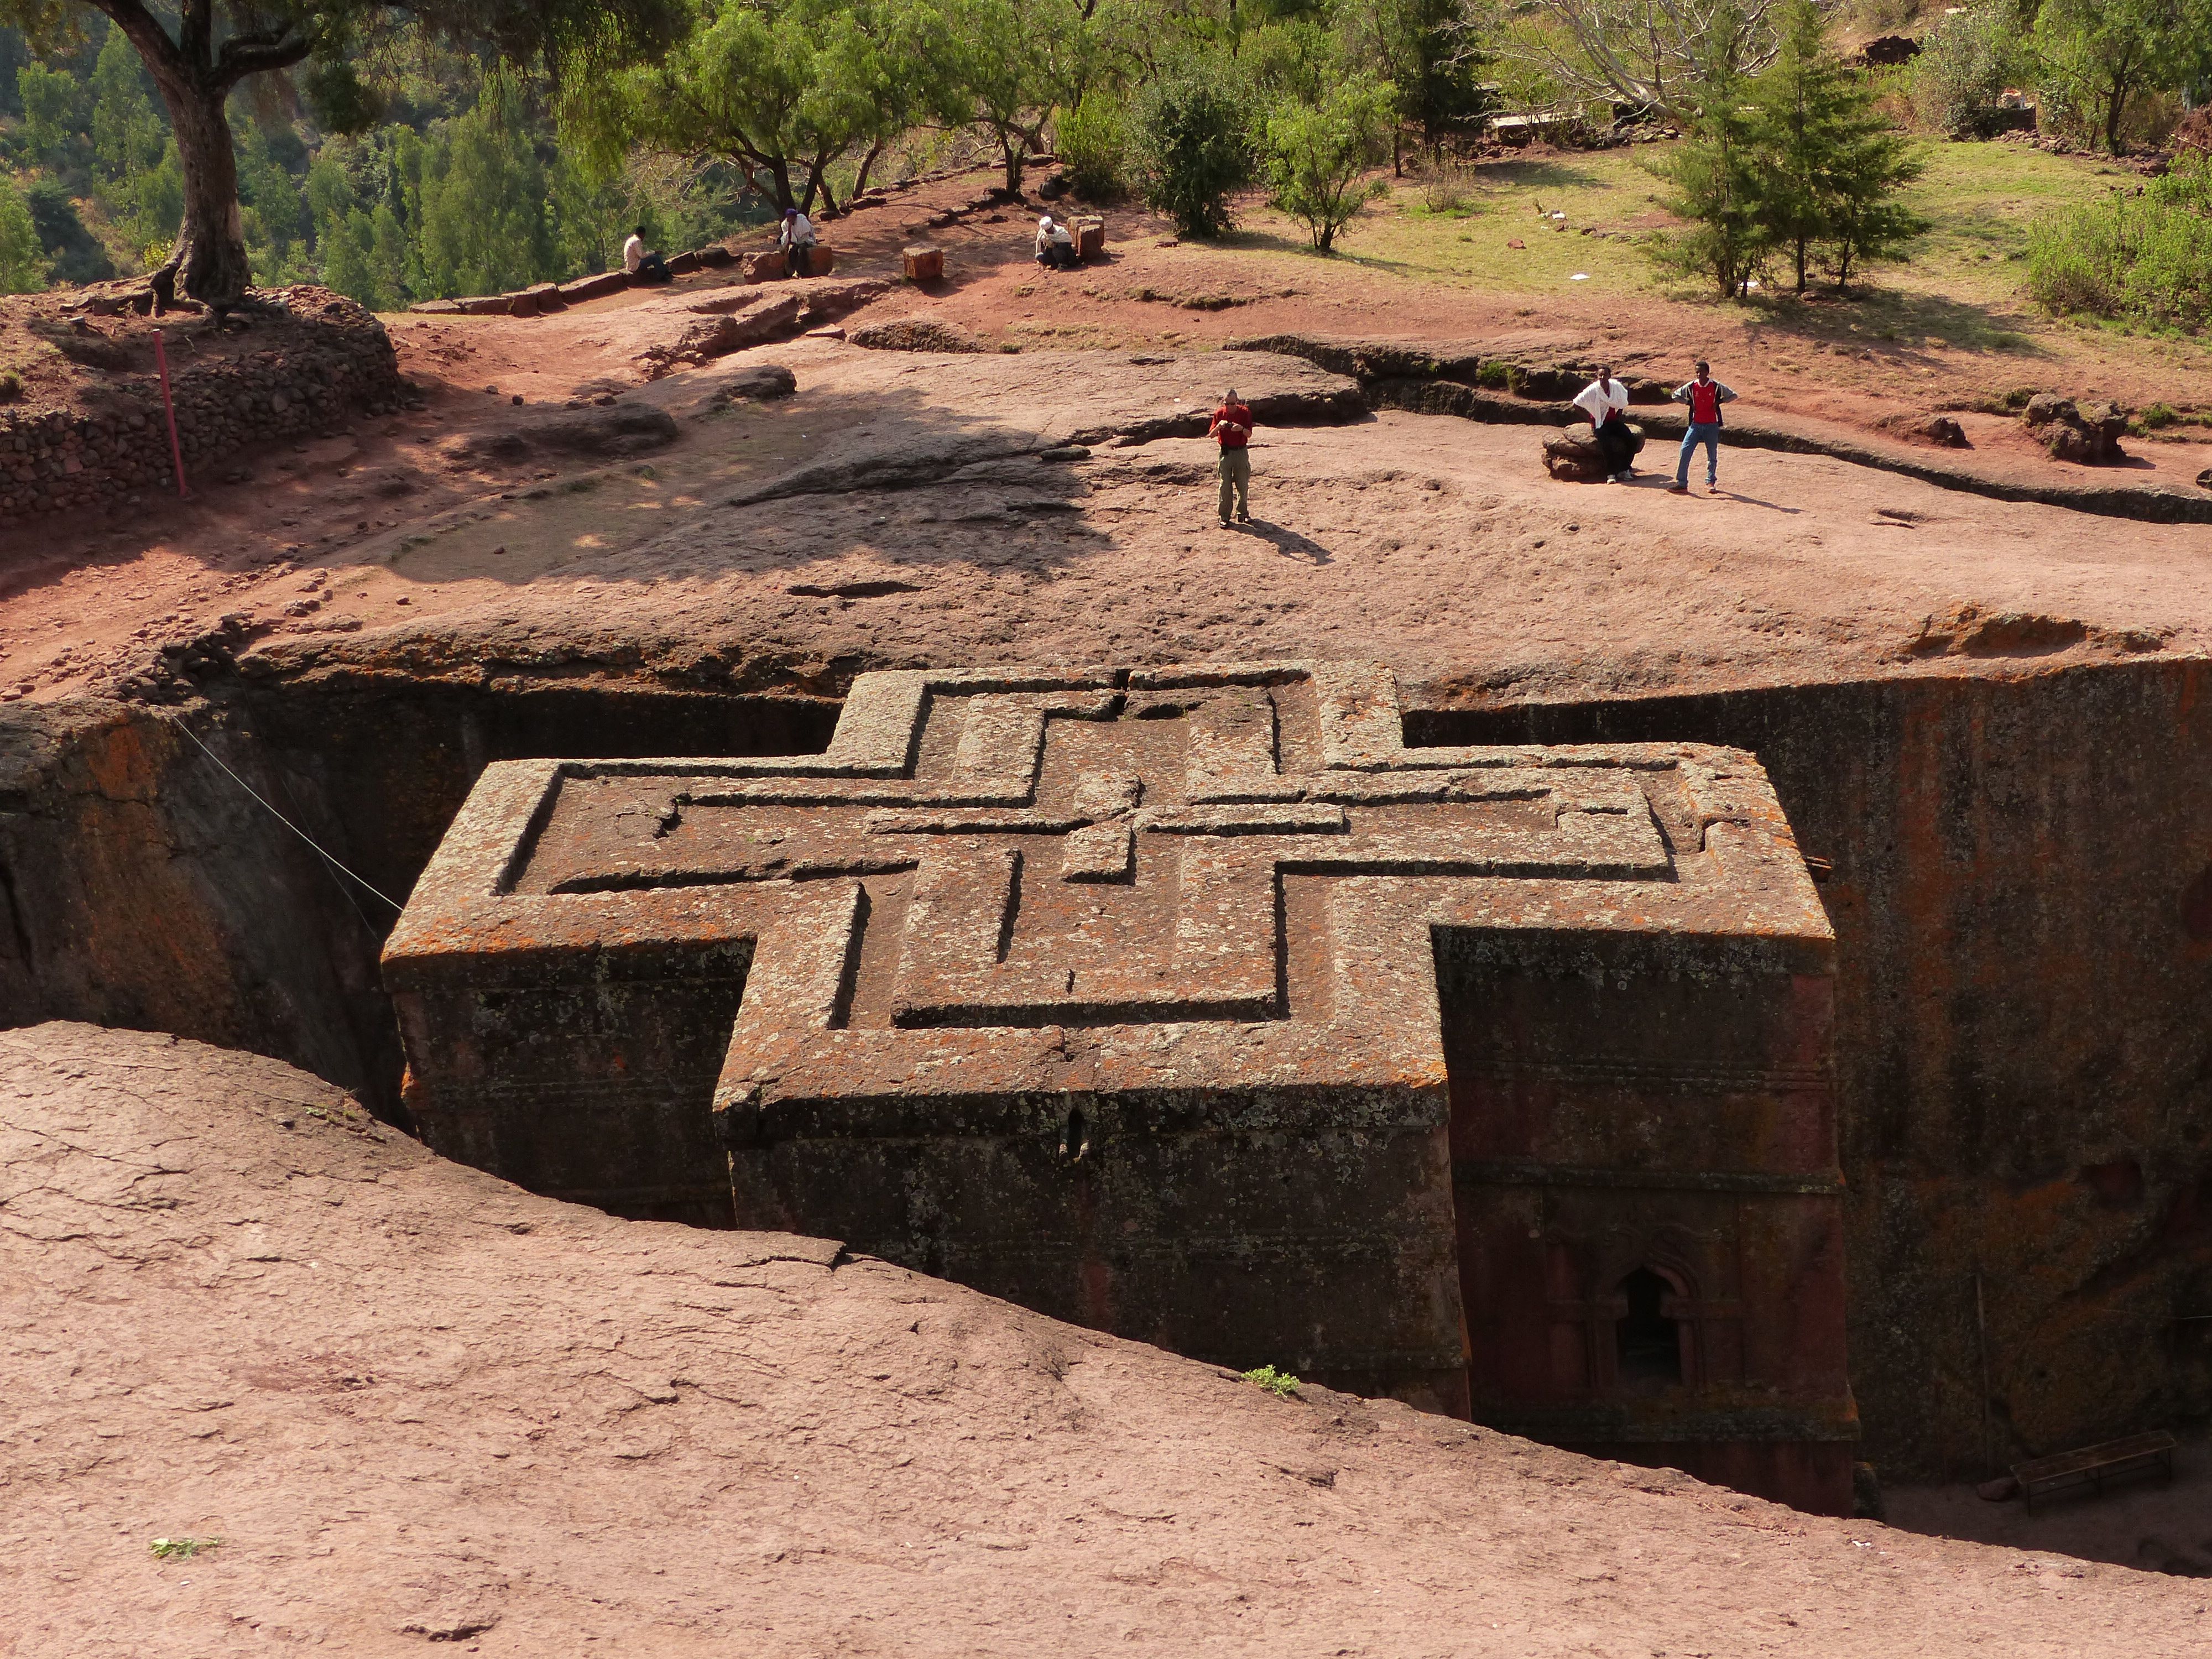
[441,401,680,467]
[408,299,466,315]
[460,294,513,317]
[696,246,734,268]
[666,251,702,277]
[743,250,784,283]
[557,270,632,305]
[2036,398,2130,465]
[506,290,541,319]
[1072,216,1106,259]
[804,246,837,277]
[902,245,945,282]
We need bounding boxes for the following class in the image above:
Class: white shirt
[622,233,645,274]
[1036,220,1074,253]
[779,213,815,248]
[1573,377,1630,424]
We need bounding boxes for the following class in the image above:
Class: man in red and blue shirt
[1668,360,1738,494]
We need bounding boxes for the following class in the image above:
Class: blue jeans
[1677,423,1720,487]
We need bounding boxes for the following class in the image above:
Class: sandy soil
[4,163,2210,714]
[6,1019,2208,1657]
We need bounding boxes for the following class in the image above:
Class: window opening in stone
[1616,1267,1682,1384]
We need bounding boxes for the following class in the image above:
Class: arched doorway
[1615,1266,1683,1384]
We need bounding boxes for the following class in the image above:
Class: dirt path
[6,1019,2207,1657]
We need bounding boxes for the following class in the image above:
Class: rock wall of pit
[4,658,2211,1479]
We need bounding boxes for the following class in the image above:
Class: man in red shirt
[1667,359,1738,494]
[1209,388,1253,526]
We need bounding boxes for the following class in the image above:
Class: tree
[1260,72,1392,250]
[1645,22,1765,297]
[0,176,49,293]
[567,0,950,214]
[2033,0,2212,155]
[1503,0,1781,123]
[0,0,682,310]
[17,60,89,169]
[418,80,554,298]
[1751,0,1923,291]
[89,22,163,182]
[1335,0,1489,164]
[1129,55,1253,237]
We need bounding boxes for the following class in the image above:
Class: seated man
[1035,215,1079,270]
[1571,366,1639,482]
[779,208,818,278]
[622,226,672,285]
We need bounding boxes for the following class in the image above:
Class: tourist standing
[1668,360,1738,494]
[1572,366,1637,482]
[1211,388,1253,526]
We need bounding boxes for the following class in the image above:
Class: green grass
[1228,138,2139,356]
[149,1537,222,1560]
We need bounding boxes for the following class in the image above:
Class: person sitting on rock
[780,208,819,278]
[1572,366,1637,482]
[1035,215,1079,270]
[623,226,672,285]
[1210,386,1254,527]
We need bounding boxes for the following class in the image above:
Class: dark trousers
[634,252,671,284]
[785,243,814,278]
[1595,419,1637,474]
[1037,243,1079,270]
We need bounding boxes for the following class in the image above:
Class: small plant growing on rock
[150,1537,222,1559]
[1241,1364,1301,1397]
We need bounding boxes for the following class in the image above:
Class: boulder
[443,402,680,468]
[902,245,945,282]
[804,245,837,277]
[2040,399,2130,465]
[1071,216,1106,259]
[1542,424,1644,482]
[696,246,735,268]
[743,250,785,282]
[460,294,513,317]
[1860,34,1921,65]
[506,290,540,319]
[2023,392,2075,428]
[524,281,566,314]
[712,364,799,403]
[1920,414,1969,447]
[2198,466,2212,492]
[666,251,702,277]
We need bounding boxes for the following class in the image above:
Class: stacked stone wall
[1,287,405,524]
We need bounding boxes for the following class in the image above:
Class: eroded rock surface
[6,1020,2206,1656]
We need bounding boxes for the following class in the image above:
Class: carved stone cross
[387,660,1854,1509]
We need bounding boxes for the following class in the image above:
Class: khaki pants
[1217,446,1250,520]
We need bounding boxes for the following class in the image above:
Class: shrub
[2025,156,2212,332]
[1056,95,1128,201]
[1910,3,2023,139]
[1129,58,1254,239]
[1260,75,1395,252]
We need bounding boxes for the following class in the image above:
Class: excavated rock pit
[5,646,2210,1497]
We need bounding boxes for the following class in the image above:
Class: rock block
[902,245,945,282]
[1072,216,1106,259]
[460,294,513,317]
[505,290,540,319]
[743,250,785,283]
[1542,424,1643,481]
[696,246,735,268]
[666,251,702,277]
[385,660,1853,1512]
[557,270,633,305]
[804,245,838,277]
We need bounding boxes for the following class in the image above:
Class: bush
[1128,58,1253,239]
[2025,156,2212,331]
[1056,95,1126,201]
[1260,76,1395,252]
[1911,3,2023,138]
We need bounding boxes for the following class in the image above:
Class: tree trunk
[2105,71,2127,155]
[145,65,252,309]
[1795,236,1808,291]
[852,138,886,201]
[1002,133,1024,195]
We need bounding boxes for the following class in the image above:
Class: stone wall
[1,287,405,524]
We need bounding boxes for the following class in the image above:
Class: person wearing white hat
[1035,213,1078,270]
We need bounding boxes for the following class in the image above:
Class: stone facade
[384,661,1853,1510]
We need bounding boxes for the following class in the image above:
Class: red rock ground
[4,163,2211,710]
[6,1020,2209,1657]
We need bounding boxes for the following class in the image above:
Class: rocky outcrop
[440,401,682,468]
[2025,394,2130,464]
[851,316,993,353]
[1542,424,1645,481]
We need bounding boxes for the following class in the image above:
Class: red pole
[153,330,189,499]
